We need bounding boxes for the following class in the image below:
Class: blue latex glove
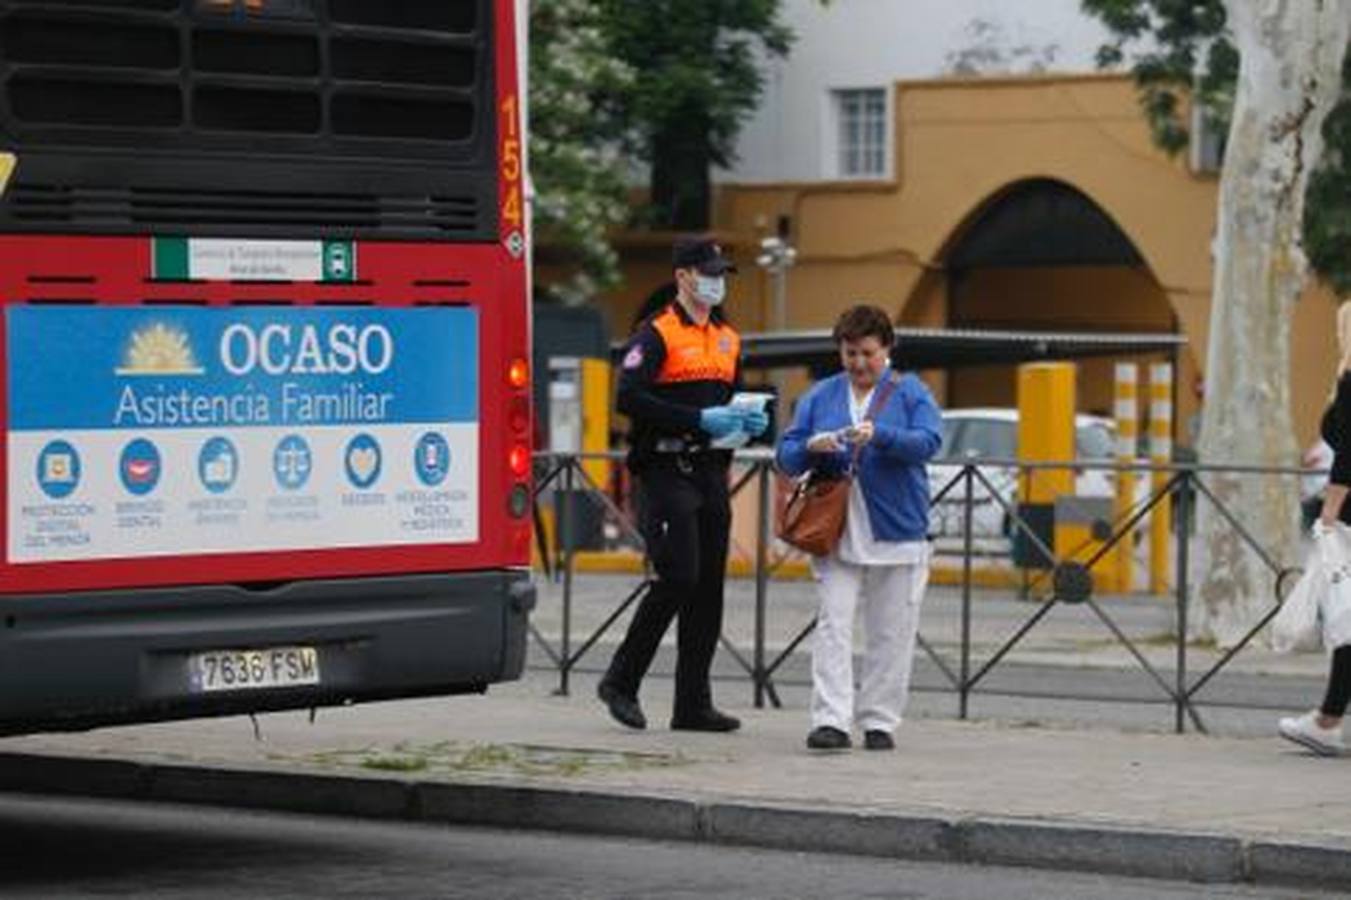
[742,409,770,437]
[699,405,742,438]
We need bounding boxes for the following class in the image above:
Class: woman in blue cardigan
[776,305,943,751]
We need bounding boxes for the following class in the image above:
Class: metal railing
[531,449,1314,734]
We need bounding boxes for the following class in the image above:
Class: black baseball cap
[673,234,737,275]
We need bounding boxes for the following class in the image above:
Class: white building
[721,0,1116,184]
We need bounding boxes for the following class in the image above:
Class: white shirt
[837,382,928,566]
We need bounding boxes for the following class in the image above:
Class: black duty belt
[652,437,709,454]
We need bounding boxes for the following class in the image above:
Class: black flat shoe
[670,708,741,732]
[597,680,646,730]
[806,726,851,750]
[863,730,895,751]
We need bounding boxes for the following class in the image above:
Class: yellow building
[589,73,1340,448]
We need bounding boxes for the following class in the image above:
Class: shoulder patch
[622,345,644,370]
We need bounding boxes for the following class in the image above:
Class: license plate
[188,646,320,693]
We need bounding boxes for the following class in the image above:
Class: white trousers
[810,556,928,733]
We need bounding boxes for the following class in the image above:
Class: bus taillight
[507,357,529,390]
[509,397,529,434]
[508,443,530,478]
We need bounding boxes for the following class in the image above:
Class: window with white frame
[832,88,887,178]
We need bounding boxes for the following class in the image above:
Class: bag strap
[865,370,900,422]
[847,370,899,472]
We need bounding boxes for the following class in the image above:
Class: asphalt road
[0,794,1336,900]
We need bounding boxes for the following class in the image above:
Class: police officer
[597,235,768,732]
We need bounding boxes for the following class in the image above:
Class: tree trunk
[1194,0,1351,647]
[650,124,713,231]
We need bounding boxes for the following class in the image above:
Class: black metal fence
[530,450,1313,734]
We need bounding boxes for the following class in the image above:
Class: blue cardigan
[776,371,942,542]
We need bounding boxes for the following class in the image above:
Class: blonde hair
[1339,301,1351,374]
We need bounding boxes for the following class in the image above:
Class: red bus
[0,0,534,734]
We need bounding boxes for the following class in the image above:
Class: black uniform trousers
[604,454,731,716]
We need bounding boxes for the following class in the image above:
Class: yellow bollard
[1017,363,1075,573]
[0,153,15,197]
[580,357,612,489]
[1018,363,1076,498]
[1149,363,1173,594]
[1113,363,1139,593]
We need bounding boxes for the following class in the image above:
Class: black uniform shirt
[1324,372,1351,493]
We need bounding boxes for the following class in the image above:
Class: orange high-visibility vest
[650,306,739,385]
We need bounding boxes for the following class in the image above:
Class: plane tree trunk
[1193,0,1350,646]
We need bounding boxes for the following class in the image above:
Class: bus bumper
[0,570,534,736]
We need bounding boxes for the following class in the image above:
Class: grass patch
[289,741,688,779]
[360,754,430,773]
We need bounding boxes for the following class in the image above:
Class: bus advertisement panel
[0,0,534,734]
[8,305,481,562]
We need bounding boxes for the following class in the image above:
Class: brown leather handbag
[777,470,852,557]
[776,374,899,557]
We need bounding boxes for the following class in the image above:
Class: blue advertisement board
[8,306,477,431]
[6,306,481,562]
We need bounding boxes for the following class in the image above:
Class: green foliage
[528,0,798,295]
[529,0,635,303]
[600,0,794,229]
[1083,0,1230,155]
[1305,52,1351,298]
[1082,0,1350,295]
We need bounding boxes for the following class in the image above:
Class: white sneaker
[1278,711,1345,757]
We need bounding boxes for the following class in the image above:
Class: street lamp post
[756,235,797,435]
[756,235,798,334]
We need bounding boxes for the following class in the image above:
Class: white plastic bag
[1318,522,1351,649]
[1272,544,1324,653]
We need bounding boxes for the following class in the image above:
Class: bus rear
[0,0,534,734]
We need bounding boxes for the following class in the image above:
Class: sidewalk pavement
[1,666,1349,891]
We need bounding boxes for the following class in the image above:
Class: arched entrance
[933,178,1187,422]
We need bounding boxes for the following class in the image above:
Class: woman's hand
[806,431,844,453]
[1322,483,1349,527]
[845,421,875,445]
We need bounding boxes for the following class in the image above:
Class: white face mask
[694,275,726,306]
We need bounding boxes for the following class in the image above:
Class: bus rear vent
[0,0,495,240]
[7,185,481,235]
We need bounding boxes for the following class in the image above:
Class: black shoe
[670,708,741,732]
[863,730,895,751]
[806,726,851,750]
[597,680,646,730]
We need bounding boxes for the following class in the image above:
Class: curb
[0,751,1345,890]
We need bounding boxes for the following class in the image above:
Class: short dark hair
[832,304,894,347]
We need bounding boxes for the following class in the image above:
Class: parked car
[928,408,1118,556]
